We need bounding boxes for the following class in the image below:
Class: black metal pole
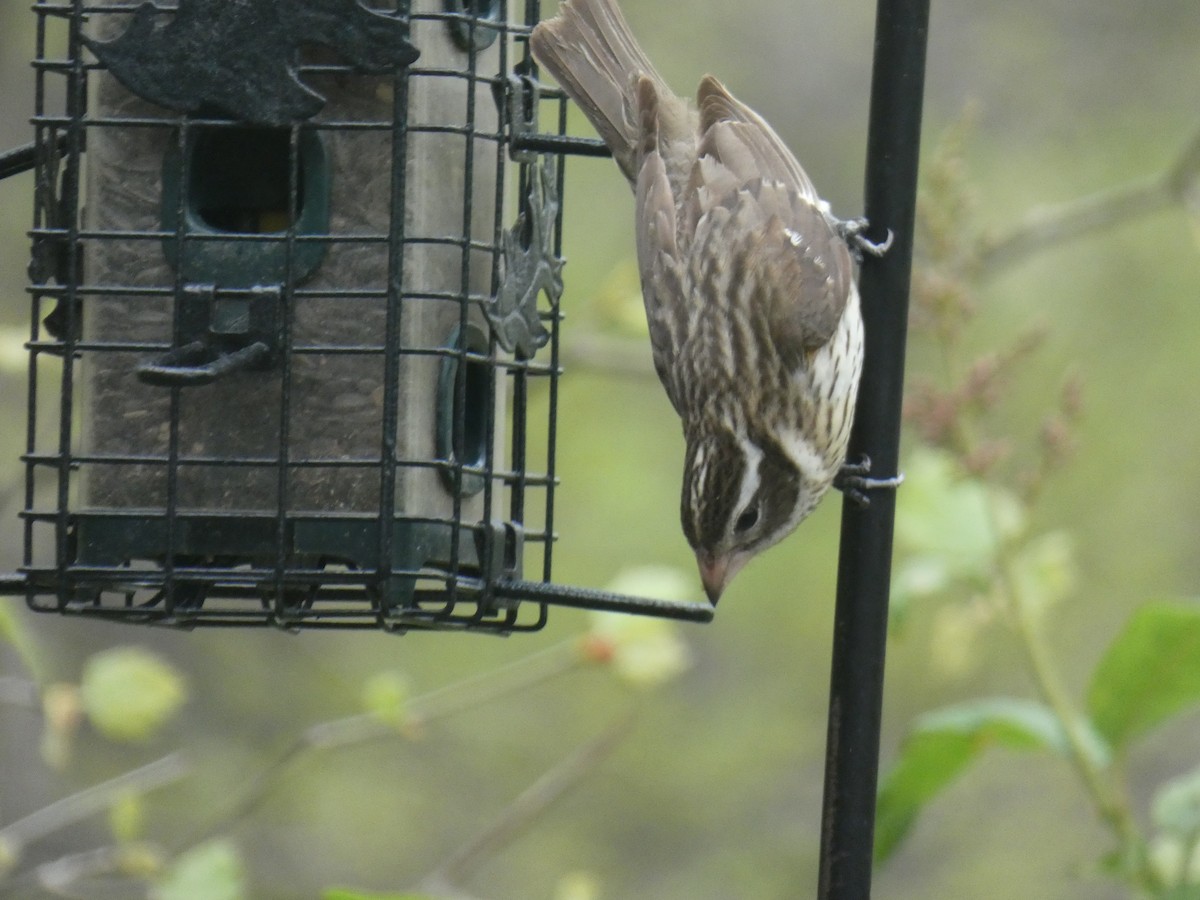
[817,0,929,896]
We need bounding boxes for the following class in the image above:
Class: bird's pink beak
[696,552,749,606]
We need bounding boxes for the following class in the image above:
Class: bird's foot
[835,454,904,508]
[836,217,894,260]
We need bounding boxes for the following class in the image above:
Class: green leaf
[1154,765,1200,837]
[1149,834,1200,894]
[1157,886,1200,900]
[876,697,1078,863]
[1009,530,1077,618]
[1086,601,1200,750]
[584,611,691,687]
[152,840,246,900]
[894,448,1023,586]
[555,871,601,900]
[890,555,954,627]
[586,566,694,687]
[926,602,991,676]
[323,891,436,900]
[109,790,145,845]
[81,647,187,743]
[361,671,411,729]
[604,564,694,603]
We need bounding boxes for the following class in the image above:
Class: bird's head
[681,425,825,604]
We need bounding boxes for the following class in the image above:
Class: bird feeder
[6,0,711,632]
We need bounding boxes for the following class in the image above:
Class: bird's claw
[835,454,904,508]
[836,217,894,260]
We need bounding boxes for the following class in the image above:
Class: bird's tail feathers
[696,74,818,202]
[530,0,670,181]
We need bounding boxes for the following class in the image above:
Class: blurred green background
[1,0,1199,897]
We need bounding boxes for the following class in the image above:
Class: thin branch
[35,844,133,894]
[977,126,1200,277]
[1165,126,1200,200]
[419,716,634,893]
[988,511,1156,888]
[932,336,1159,890]
[0,754,189,870]
[183,640,583,845]
[978,177,1169,276]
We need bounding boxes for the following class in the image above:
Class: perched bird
[531,0,887,604]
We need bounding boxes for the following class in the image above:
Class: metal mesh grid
[9,0,714,632]
[20,0,570,633]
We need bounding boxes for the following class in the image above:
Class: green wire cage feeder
[0,0,711,633]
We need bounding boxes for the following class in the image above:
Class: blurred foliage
[1,0,1199,898]
[875,695,1088,863]
[875,117,1200,897]
[0,581,691,895]
[152,839,248,900]
[80,647,187,745]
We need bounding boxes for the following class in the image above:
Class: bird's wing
[757,194,855,365]
[682,77,853,367]
[687,182,853,370]
[695,75,820,203]
[634,76,688,413]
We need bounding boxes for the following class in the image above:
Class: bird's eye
[734,505,759,534]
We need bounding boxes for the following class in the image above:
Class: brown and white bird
[532,0,886,604]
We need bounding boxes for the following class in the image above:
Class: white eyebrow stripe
[690,444,708,511]
[733,436,763,521]
[777,427,825,480]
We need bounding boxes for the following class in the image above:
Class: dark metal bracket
[83,0,421,125]
[510,132,611,158]
[497,65,542,164]
[485,69,563,359]
[2,512,713,627]
[23,129,85,342]
[443,0,503,51]
[496,63,612,160]
[0,136,77,182]
[137,340,272,387]
[137,283,280,387]
[490,154,561,358]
